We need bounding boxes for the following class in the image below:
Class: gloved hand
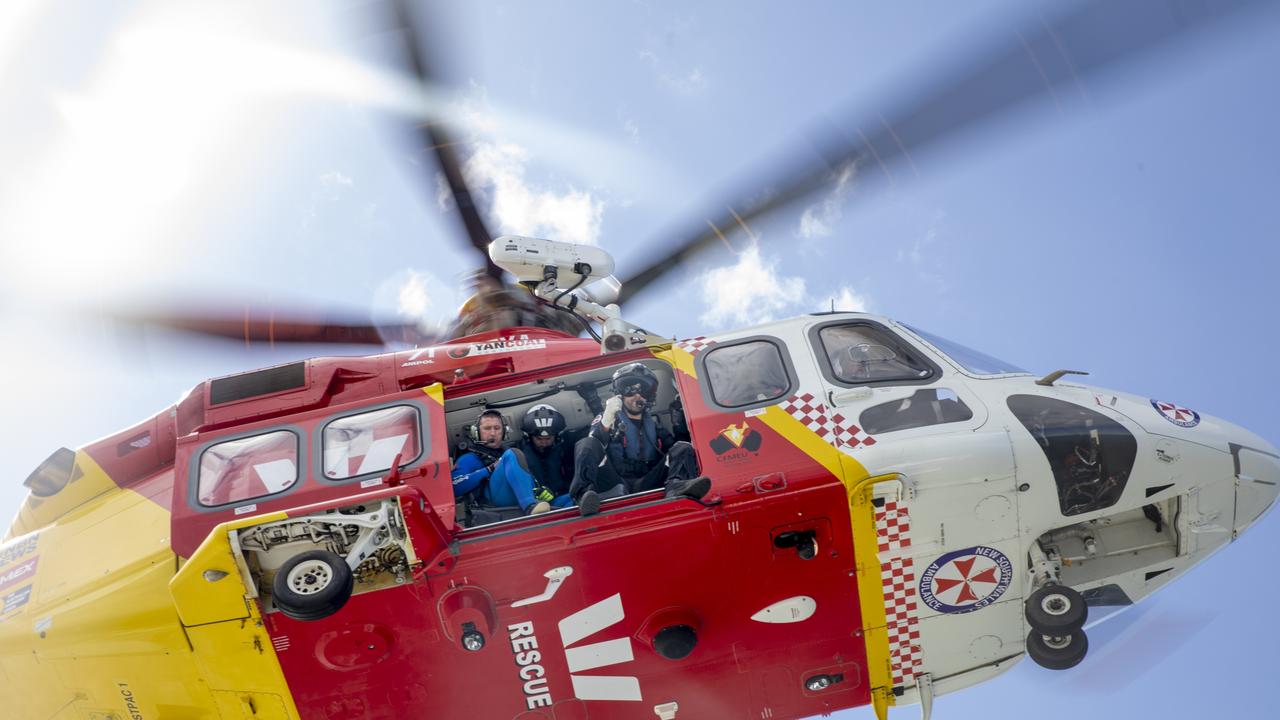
[534,485,555,503]
[601,396,623,431]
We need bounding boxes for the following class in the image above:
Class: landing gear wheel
[272,550,354,621]
[1025,584,1087,634]
[1026,629,1089,670]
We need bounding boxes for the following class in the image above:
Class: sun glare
[1,4,435,302]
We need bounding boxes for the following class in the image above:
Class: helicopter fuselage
[0,312,1274,720]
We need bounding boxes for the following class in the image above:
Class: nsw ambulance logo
[918,545,1012,614]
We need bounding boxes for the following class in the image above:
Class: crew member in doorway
[453,410,553,516]
[570,363,709,516]
[518,403,582,502]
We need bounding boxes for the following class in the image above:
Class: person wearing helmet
[569,363,709,516]
[452,409,553,519]
[517,403,581,505]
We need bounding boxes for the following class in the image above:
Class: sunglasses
[621,385,648,398]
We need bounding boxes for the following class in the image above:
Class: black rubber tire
[272,549,354,622]
[1026,629,1089,670]
[1025,584,1088,634]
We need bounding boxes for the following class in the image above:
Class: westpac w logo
[557,594,642,702]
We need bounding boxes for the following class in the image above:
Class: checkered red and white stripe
[781,393,876,450]
[675,336,716,355]
[876,501,912,554]
[876,501,922,687]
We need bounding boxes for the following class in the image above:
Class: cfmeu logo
[558,594,642,702]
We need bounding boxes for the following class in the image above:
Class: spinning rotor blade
[617,0,1270,304]
[390,0,502,280]
[116,308,441,347]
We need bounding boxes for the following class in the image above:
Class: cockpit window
[702,339,793,409]
[1007,395,1136,516]
[860,388,973,434]
[817,323,935,386]
[323,405,422,480]
[198,430,299,507]
[902,324,1027,375]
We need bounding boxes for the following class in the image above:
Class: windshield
[902,324,1028,376]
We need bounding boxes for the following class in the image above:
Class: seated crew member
[570,363,710,516]
[517,404,581,507]
[452,409,552,516]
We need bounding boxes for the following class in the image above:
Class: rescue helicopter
[2,1,1278,719]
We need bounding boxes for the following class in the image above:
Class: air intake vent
[210,362,306,405]
[24,447,79,498]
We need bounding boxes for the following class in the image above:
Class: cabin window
[322,405,423,480]
[1007,395,1137,516]
[701,339,794,410]
[813,322,936,387]
[197,430,299,507]
[859,388,974,434]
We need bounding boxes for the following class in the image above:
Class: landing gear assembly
[1025,542,1090,670]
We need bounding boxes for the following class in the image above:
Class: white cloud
[397,269,433,318]
[832,285,870,312]
[623,118,640,144]
[427,87,607,245]
[696,243,874,329]
[462,140,604,245]
[699,244,806,327]
[319,170,352,187]
[439,82,680,202]
[372,268,463,342]
[435,170,453,212]
[798,163,856,239]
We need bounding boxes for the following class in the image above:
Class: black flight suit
[517,428,584,498]
[569,411,698,500]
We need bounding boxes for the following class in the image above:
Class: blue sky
[0,1,1277,717]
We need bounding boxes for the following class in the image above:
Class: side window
[859,388,974,434]
[198,430,299,507]
[323,405,422,480]
[816,323,935,386]
[702,339,793,409]
[1007,395,1137,516]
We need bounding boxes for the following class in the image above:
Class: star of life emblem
[918,546,1013,615]
[1151,399,1200,428]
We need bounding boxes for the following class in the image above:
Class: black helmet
[611,363,659,401]
[522,404,566,439]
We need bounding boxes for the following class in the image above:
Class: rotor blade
[116,308,441,347]
[617,0,1271,304]
[390,0,502,280]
